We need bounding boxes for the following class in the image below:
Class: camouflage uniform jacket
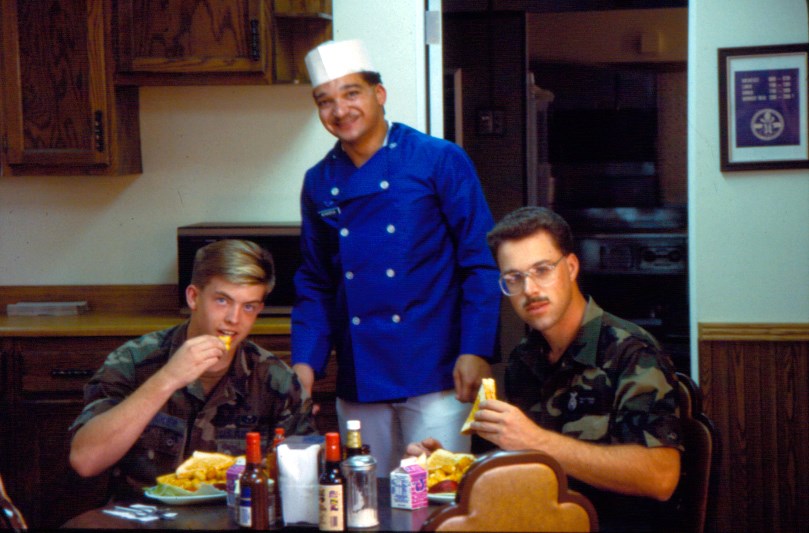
[504,297,682,531]
[69,322,317,498]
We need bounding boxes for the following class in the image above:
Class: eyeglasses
[498,256,566,296]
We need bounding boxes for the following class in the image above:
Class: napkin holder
[277,435,324,525]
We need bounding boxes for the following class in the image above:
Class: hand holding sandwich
[452,354,492,403]
[468,397,548,450]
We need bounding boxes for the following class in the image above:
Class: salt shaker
[341,454,379,528]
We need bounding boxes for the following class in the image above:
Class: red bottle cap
[325,432,341,462]
[246,431,262,463]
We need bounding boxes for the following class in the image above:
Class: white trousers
[336,390,472,476]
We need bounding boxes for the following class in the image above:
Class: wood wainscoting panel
[699,327,809,533]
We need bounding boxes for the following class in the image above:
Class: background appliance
[559,207,690,373]
[177,223,301,315]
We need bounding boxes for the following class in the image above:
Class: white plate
[428,492,456,504]
[143,486,226,505]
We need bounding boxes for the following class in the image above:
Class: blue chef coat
[291,123,501,402]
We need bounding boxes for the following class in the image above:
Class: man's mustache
[523,296,550,309]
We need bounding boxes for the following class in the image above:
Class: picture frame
[718,43,809,171]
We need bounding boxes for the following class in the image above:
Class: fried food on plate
[156,451,236,492]
[417,448,476,493]
[460,377,497,435]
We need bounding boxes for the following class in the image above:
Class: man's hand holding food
[452,354,492,403]
[157,334,232,389]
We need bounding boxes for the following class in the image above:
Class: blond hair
[189,239,275,296]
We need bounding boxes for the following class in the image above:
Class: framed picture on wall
[718,43,809,171]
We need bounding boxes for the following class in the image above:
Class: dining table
[60,478,444,531]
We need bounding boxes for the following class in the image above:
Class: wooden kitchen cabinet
[114,0,332,85]
[1,337,118,530]
[273,0,333,84]
[0,0,142,176]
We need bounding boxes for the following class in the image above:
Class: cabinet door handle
[50,369,95,378]
[94,111,105,152]
[249,19,260,61]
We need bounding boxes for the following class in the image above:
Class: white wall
[688,0,809,365]
[0,0,428,286]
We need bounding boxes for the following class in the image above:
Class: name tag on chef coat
[318,206,341,219]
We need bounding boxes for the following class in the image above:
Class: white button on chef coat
[380,180,390,190]
[391,314,401,323]
[352,317,361,325]
[331,187,340,196]
[340,228,349,237]
[386,268,395,278]
[345,271,354,280]
[387,224,396,234]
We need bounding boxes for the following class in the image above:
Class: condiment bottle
[239,432,271,530]
[266,427,285,528]
[318,432,346,531]
[345,419,364,458]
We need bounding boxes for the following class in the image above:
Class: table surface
[60,478,442,531]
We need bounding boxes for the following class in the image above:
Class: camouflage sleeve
[263,355,319,437]
[612,344,683,451]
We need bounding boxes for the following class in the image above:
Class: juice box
[389,460,427,509]
[226,457,246,522]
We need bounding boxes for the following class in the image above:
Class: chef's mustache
[523,296,550,309]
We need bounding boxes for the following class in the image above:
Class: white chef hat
[305,39,376,88]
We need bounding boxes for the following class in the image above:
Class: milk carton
[226,457,246,522]
[390,459,428,509]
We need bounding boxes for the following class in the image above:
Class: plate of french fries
[143,451,236,505]
[416,448,477,503]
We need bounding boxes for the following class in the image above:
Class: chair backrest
[421,450,598,532]
[668,371,720,533]
[0,474,27,531]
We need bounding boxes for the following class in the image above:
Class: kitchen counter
[0,313,291,337]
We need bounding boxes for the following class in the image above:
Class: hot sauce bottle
[318,432,346,531]
[238,432,270,530]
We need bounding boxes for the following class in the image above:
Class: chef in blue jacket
[291,39,501,474]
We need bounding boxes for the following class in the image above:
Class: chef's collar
[335,120,393,155]
[382,120,392,146]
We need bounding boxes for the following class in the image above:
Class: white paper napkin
[278,442,321,525]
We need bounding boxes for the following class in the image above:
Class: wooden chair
[0,474,27,531]
[421,450,598,532]
[667,372,720,533]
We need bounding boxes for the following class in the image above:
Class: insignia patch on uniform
[566,391,597,412]
[318,207,341,218]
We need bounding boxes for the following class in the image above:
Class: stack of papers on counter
[7,301,90,316]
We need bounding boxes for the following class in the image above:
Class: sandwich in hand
[460,377,496,435]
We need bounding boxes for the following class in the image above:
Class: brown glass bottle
[318,432,346,531]
[266,427,285,528]
[239,432,270,530]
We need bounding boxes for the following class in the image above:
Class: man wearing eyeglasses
[409,206,683,532]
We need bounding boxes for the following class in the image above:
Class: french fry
[218,335,232,351]
[417,448,476,491]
